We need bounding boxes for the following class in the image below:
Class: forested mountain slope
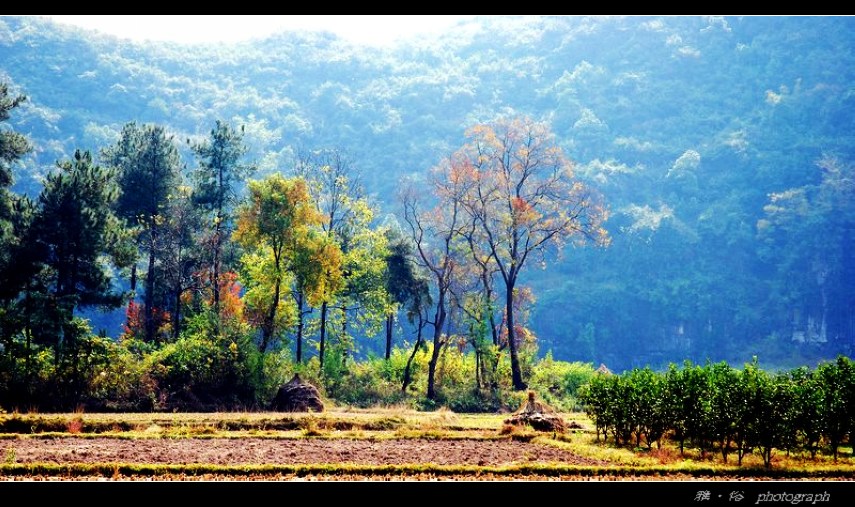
[2,15,853,370]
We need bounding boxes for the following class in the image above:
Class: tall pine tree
[0,82,33,405]
[30,150,132,400]
[191,121,252,332]
[102,123,180,343]
[0,82,31,302]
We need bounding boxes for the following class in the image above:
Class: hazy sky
[42,15,475,46]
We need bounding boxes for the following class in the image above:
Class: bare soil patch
[4,438,607,467]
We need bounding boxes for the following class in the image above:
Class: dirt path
[3,438,607,466]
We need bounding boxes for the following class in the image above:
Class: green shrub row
[580,357,855,466]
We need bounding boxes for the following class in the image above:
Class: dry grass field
[1,408,853,481]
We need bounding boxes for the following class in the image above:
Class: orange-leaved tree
[454,117,609,390]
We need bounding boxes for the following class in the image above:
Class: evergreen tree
[0,82,29,228]
[160,183,203,340]
[0,82,33,405]
[30,150,132,399]
[102,123,180,343]
[191,121,253,332]
[0,82,31,304]
[383,232,422,360]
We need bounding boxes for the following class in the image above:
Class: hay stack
[271,374,324,412]
[503,391,566,432]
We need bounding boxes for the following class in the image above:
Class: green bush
[325,357,411,408]
[529,353,595,411]
[144,312,258,410]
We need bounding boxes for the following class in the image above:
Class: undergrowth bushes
[0,320,597,412]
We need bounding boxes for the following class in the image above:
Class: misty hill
[1,15,853,371]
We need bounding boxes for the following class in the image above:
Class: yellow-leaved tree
[234,174,334,355]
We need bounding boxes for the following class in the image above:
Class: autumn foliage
[122,301,172,343]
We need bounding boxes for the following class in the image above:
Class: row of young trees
[0,82,609,409]
[580,357,855,467]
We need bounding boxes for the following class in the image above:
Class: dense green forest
[0,16,853,410]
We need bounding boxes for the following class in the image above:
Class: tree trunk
[260,275,280,354]
[341,306,348,368]
[385,313,394,360]
[212,220,221,319]
[213,162,224,320]
[296,291,304,363]
[482,271,499,346]
[427,338,441,400]
[24,285,32,403]
[145,232,156,343]
[505,279,526,390]
[737,438,746,465]
[172,243,183,340]
[173,289,181,340]
[475,341,482,389]
[128,263,139,343]
[427,297,446,400]
[489,311,499,347]
[402,316,424,393]
[319,300,328,370]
